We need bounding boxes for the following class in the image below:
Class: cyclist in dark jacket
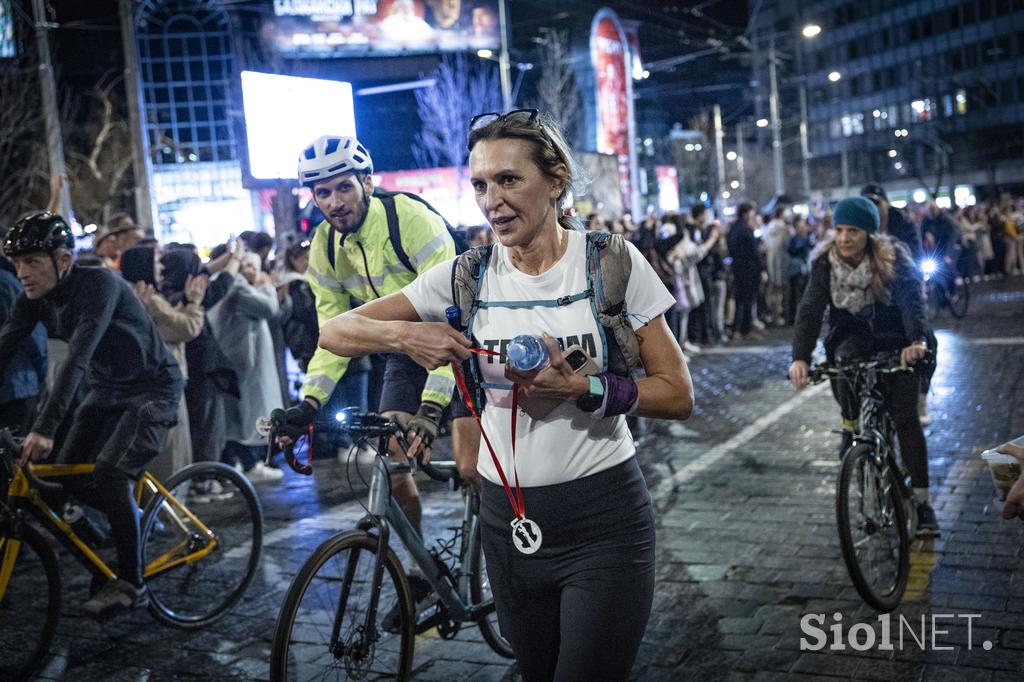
[0,211,184,618]
[788,197,938,537]
[0,254,47,434]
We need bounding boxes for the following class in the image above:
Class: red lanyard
[451,355,525,520]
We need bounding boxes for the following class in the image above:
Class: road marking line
[651,382,829,500]
[960,337,1024,345]
[698,344,787,355]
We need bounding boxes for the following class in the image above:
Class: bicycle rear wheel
[270,530,414,681]
[469,524,514,659]
[140,462,263,628]
[947,278,969,318]
[0,522,62,681]
[836,444,910,612]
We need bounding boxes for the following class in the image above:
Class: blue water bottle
[506,335,552,372]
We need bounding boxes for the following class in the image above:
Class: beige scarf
[827,247,875,313]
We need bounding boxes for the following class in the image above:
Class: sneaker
[915,502,940,537]
[244,461,284,483]
[382,574,436,634]
[189,479,234,504]
[682,341,702,354]
[838,430,854,459]
[918,395,932,426]
[83,579,149,619]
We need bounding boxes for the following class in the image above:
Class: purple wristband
[594,372,639,419]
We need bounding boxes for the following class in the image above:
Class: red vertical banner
[591,9,633,212]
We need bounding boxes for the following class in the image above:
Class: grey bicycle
[265,408,513,681]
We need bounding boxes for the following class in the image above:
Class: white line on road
[651,382,830,501]
[959,336,1024,345]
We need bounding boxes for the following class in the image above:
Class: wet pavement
[19,275,1024,681]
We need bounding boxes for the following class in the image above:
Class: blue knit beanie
[832,196,879,234]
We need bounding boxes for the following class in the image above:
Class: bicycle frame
[343,434,496,644]
[0,460,219,599]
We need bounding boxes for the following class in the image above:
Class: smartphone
[518,345,599,420]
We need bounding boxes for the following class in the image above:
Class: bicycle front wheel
[947,278,969,318]
[140,462,263,628]
[469,524,514,659]
[270,530,415,681]
[0,522,62,681]
[836,444,910,612]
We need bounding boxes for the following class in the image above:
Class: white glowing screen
[240,71,355,182]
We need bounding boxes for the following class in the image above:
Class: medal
[452,361,540,554]
[511,517,542,554]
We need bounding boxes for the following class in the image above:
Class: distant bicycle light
[919,258,937,280]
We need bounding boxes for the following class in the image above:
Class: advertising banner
[263,0,501,58]
[655,165,680,213]
[590,8,637,216]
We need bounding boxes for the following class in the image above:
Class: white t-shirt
[403,230,675,487]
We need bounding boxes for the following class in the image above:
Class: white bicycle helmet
[297,135,373,187]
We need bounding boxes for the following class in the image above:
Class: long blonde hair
[822,234,896,302]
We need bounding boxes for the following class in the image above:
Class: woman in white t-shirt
[319,109,693,681]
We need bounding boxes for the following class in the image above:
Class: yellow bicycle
[0,429,263,680]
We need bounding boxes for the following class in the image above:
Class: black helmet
[2,211,75,257]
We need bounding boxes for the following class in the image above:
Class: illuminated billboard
[263,0,501,58]
[239,71,356,186]
[1,0,15,59]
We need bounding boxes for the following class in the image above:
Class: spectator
[120,246,206,482]
[462,224,492,248]
[92,214,145,271]
[861,184,923,260]
[277,241,318,372]
[208,252,284,482]
[763,205,790,326]
[0,253,47,435]
[726,202,762,340]
[585,212,606,232]
[785,216,812,326]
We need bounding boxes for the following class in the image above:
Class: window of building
[908,20,919,41]
[911,98,934,121]
[138,0,237,165]
[964,2,977,24]
[942,94,953,116]
[956,89,968,114]
[921,15,933,38]
[980,0,994,20]
[841,112,864,136]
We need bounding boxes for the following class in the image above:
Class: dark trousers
[186,373,226,463]
[831,364,929,489]
[481,459,655,682]
[733,277,758,335]
[787,274,808,326]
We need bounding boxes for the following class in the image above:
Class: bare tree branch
[533,28,582,148]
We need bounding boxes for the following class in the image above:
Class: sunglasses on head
[469,108,540,129]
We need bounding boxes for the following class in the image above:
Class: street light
[802,24,822,38]
[726,150,737,161]
[477,49,494,59]
[888,149,898,158]
[828,71,842,82]
[730,180,740,189]
[756,118,769,128]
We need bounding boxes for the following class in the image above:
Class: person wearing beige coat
[120,246,207,482]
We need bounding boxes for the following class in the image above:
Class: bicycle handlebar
[256,410,453,483]
[0,429,67,496]
[806,350,926,385]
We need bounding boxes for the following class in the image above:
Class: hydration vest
[448,231,644,412]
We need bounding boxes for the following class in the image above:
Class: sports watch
[576,374,605,413]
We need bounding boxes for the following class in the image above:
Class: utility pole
[736,123,747,198]
[497,0,512,110]
[767,39,785,197]
[32,0,71,219]
[713,104,726,208]
[794,40,811,200]
[119,0,157,233]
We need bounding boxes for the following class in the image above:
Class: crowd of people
[582,191,1024,357]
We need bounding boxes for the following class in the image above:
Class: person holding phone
[317,109,694,682]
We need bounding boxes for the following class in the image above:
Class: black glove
[403,401,445,451]
[283,399,318,428]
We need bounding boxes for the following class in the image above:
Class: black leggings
[480,458,655,682]
[832,366,929,488]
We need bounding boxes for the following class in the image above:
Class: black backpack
[326,189,468,270]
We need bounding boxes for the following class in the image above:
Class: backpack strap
[450,245,494,409]
[326,224,337,269]
[585,231,642,375]
[374,192,417,275]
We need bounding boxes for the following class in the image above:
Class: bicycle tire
[0,522,62,681]
[947,278,969,318]
[836,444,910,612]
[469,524,514,659]
[270,530,415,681]
[140,461,263,628]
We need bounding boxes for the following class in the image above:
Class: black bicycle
[261,408,513,681]
[920,251,969,319]
[809,352,919,612]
